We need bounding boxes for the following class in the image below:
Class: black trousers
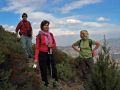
[79,58,94,79]
[38,52,58,85]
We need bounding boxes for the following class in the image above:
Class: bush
[56,61,76,81]
[0,27,23,90]
[86,37,120,90]
[0,28,23,54]
[0,51,16,90]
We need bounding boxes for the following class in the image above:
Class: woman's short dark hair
[40,20,50,30]
[22,13,28,18]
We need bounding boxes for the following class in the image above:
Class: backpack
[78,39,92,51]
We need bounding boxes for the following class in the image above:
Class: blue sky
[0,0,120,46]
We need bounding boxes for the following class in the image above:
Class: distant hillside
[57,46,79,58]
[58,38,120,59]
[55,35,80,46]
[107,38,120,50]
[55,34,105,46]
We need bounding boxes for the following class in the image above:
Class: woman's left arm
[51,33,56,48]
[92,41,100,57]
[93,41,100,51]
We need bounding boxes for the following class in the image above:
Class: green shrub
[57,62,76,81]
[0,51,16,90]
[86,37,120,90]
[0,29,23,54]
[0,51,5,64]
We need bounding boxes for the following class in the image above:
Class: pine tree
[86,35,120,90]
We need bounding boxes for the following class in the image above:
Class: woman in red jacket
[34,20,58,87]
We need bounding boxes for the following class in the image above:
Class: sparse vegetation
[0,27,18,90]
[86,36,120,90]
[0,26,38,90]
[0,26,81,90]
[1,26,119,90]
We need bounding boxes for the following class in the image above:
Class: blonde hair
[80,30,89,39]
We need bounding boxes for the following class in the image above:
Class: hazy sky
[0,0,120,46]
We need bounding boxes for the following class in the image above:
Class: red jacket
[16,19,32,36]
[34,32,56,62]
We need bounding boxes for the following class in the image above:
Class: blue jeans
[20,35,33,58]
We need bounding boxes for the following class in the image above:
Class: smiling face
[40,20,50,32]
[80,32,84,38]
[80,30,89,40]
[42,23,49,32]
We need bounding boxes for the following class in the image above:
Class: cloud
[1,0,120,46]
[2,24,15,32]
[66,19,81,24]
[28,12,56,23]
[96,17,110,22]
[1,0,47,13]
[82,21,102,27]
[60,0,102,13]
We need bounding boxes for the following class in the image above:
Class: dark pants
[38,52,58,86]
[79,58,93,79]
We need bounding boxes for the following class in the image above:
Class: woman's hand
[76,49,80,53]
[33,64,37,68]
[92,50,96,57]
[48,44,52,47]
[33,60,37,68]
[72,44,80,53]
[48,43,52,48]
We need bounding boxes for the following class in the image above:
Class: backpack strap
[88,39,92,51]
[78,39,81,48]
[49,33,55,44]
[78,39,92,51]
[38,33,41,43]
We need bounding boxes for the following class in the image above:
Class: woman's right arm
[34,36,40,63]
[72,42,80,53]
[15,22,21,36]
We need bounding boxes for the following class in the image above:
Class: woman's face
[42,23,49,32]
[80,33,84,39]
[80,32,88,40]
